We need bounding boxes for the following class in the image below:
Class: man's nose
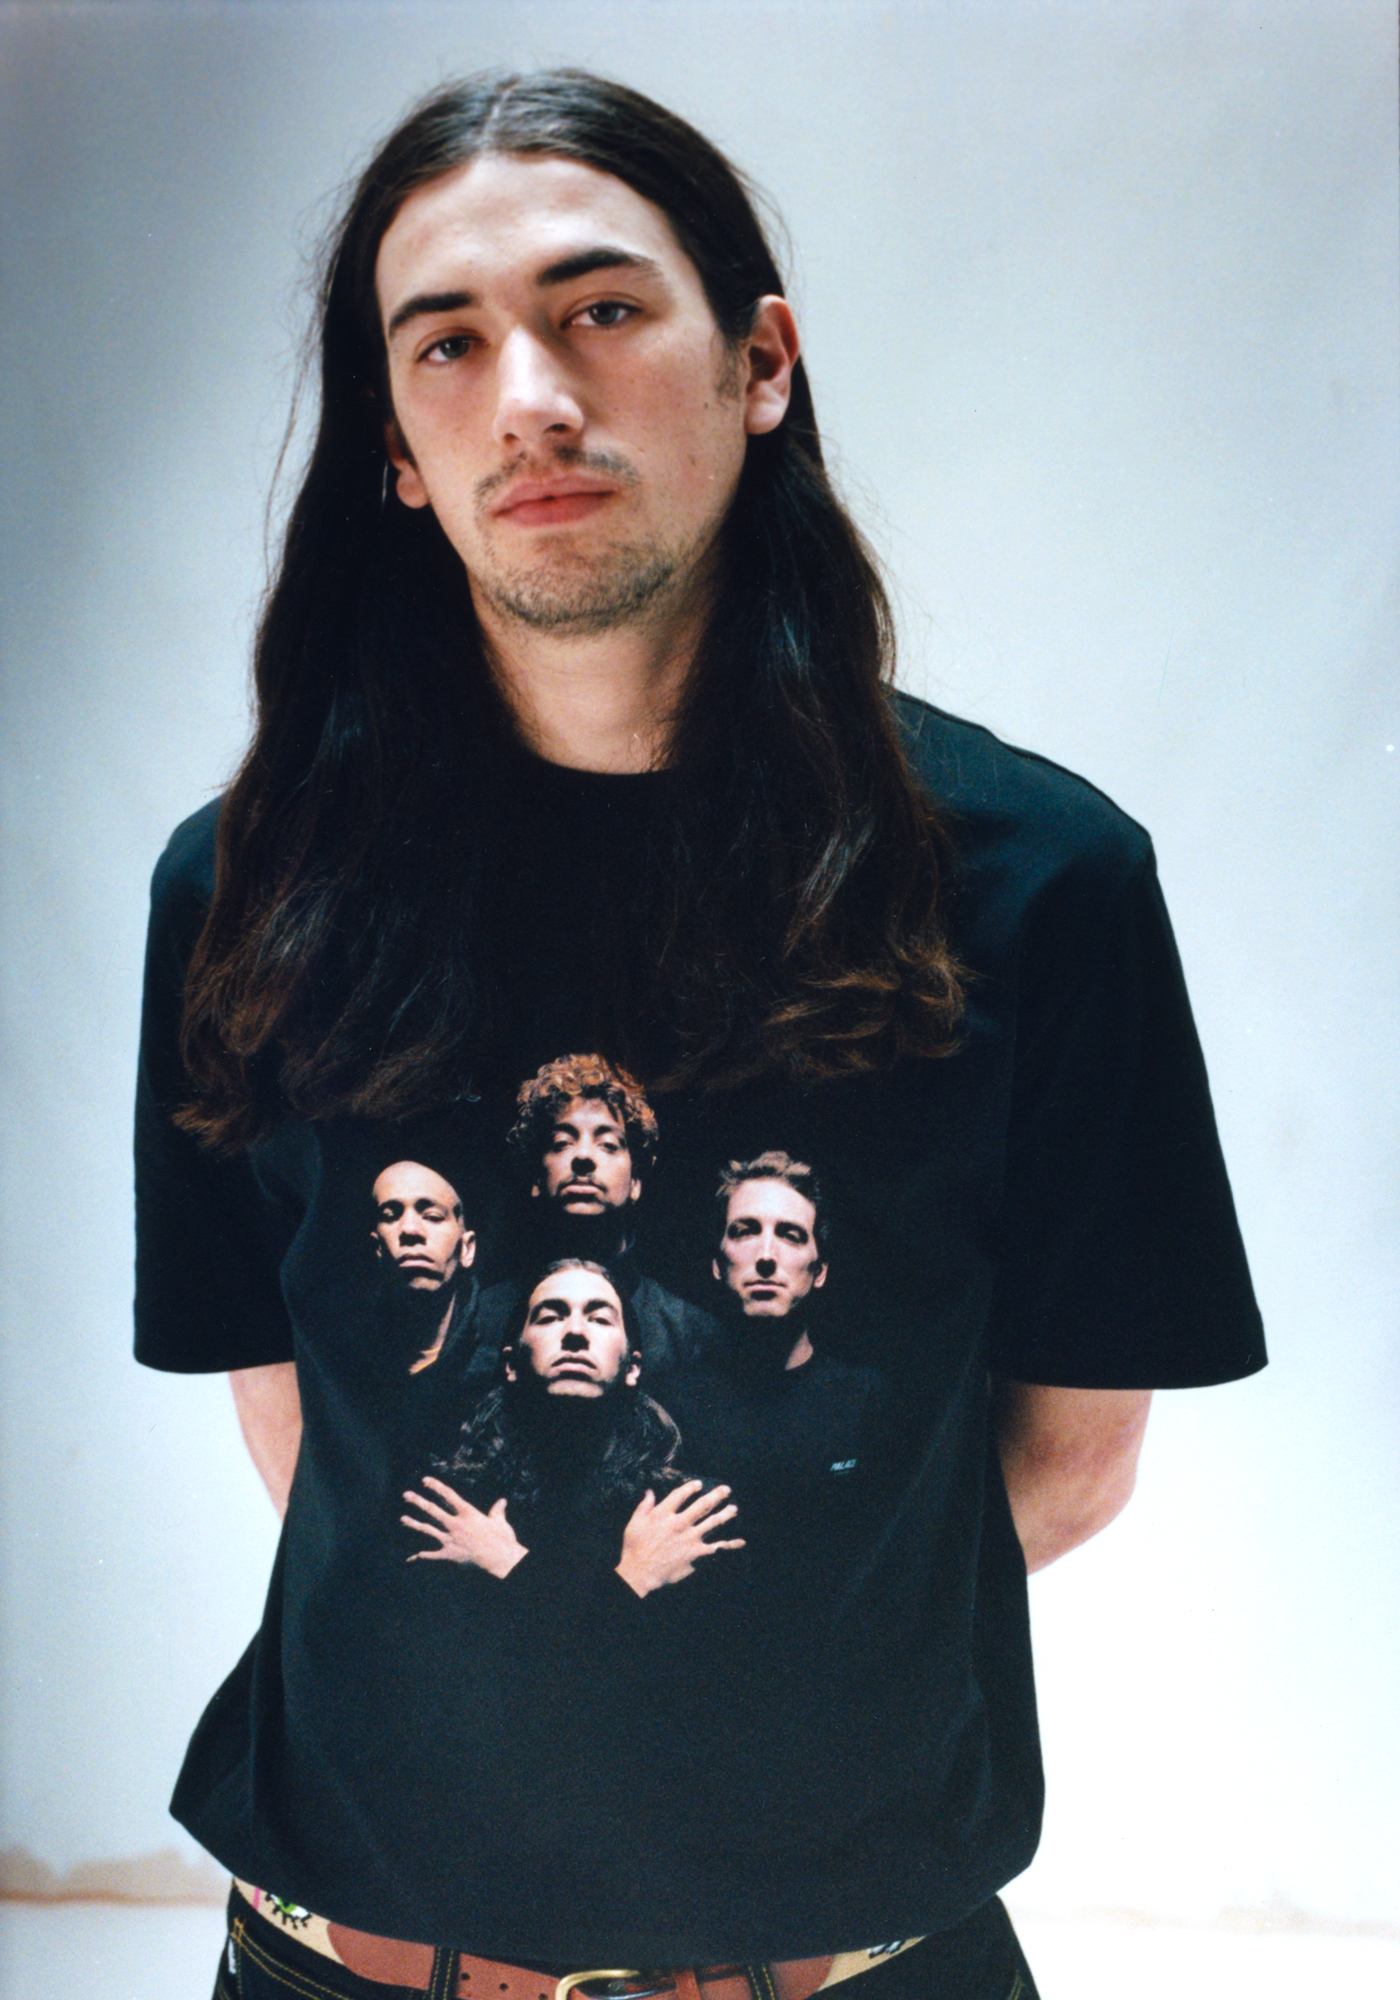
[571,1150,595,1173]
[400,1224,424,1244]
[492,328,583,450]
[560,1326,589,1351]
[756,1253,777,1276]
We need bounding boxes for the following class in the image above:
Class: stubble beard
[470,447,727,639]
[475,535,689,637]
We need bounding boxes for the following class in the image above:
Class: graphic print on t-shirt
[369,1159,479,1375]
[376,1054,888,1612]
[141,704,1267,1953]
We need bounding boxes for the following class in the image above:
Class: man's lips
[491,478,617,526]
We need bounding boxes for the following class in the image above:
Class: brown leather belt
[232,1881,921,2000]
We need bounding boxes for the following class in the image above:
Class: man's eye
[572,300,635,330]
[424,333,476,363]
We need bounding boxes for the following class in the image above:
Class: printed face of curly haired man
[532,1097,641,1218]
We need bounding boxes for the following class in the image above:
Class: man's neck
[511,1383,630,1501]
[784,1328,814,1370]
[391,1277,460,1372]
[474,584,711,774]
[536,1209,635,1269]
[719,1310,814,1376]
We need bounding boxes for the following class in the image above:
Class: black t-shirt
[133,696,1265,1962]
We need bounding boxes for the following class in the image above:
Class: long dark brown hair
[179,69,964,1150]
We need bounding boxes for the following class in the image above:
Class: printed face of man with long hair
[532,1096,641,1217]
[505,1265,641,1399]
[372,1162,475,1292]
[714,1178,827,1319]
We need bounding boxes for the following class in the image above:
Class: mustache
[474,446,640,511]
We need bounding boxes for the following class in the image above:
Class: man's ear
[502,1349,518,1383]
[627,1178,642,1206]
[741,296,800,437]
[460,1230,477,1271]
[812,1262,828,1290]
[383,419,431,510]
[625,1353,642,1388]
[711,1256,724,1285]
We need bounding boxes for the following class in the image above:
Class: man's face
[533,1095,640,1217]
[375,152,793,639]
[713,1178,826,1318]
[507,1266,640,1399]
[372,1162,475,1292]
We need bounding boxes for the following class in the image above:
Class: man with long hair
[402,1258,740,1596]
[134,68,1265,2000]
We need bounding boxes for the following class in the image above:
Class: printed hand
[616,1481,745,1598]
[402,1480,528,1578]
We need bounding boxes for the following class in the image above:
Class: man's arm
[994,1380,1152,1573]
[230,1362,303,1518]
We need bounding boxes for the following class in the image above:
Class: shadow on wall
[0,1847,226,1905]
[2,1845,1398,1945]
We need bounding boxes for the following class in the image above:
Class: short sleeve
[133,805,300,1373]
[987,850,1265,1389]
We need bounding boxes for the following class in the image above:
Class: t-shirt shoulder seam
[892,687,1154,848]
[150,794,223,899]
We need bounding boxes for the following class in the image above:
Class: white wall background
[1,0,1395,1942]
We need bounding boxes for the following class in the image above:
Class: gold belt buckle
[555,1972,643,2000]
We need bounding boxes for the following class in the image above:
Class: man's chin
[477,543,679,637]
[544,1377,606,1398]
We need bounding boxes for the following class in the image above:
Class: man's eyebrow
[385,250,665,339]
[386,290,477,340]
[535,246,665,288]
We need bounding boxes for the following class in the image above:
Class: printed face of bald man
[372,1162,476,1292]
